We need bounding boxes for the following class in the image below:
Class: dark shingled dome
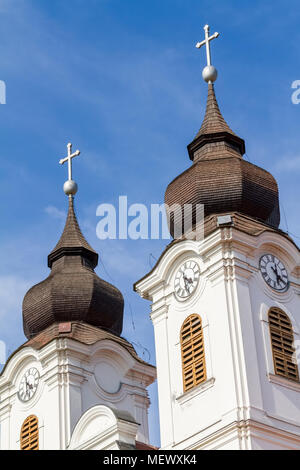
[22,197,124,339]
[165,83,280,237]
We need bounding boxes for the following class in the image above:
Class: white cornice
[135,226,300,302]
[0,335,156,397]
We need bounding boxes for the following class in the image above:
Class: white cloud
[45,205,66,220]
[0,275,31,319]
[276,156,300,172]
[0,275,32,366]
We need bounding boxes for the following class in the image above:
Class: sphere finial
[63,179,78,196]
[202,65,218,83]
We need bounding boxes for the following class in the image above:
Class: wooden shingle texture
[23,197,124,339]
[165,83,280,238]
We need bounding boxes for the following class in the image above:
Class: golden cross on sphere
[195,24,220,83]
[59,142,81,196]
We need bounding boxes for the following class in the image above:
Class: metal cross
[59,142,80,181]
[196,24,219,67]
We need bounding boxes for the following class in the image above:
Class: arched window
[20,415,39,450]
[181,314,206,392]
[268,308,299,382]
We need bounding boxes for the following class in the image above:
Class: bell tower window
[20,415,39,450]
[181,314,206,392]
[268,308,299,382]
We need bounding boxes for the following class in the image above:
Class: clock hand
[275,264,285,283]
[277,274,284,284]
[271,264,277,274]
[183,275,191,292]
[271,265,280,283]
[271,265,284,284]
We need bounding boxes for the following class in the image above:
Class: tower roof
[165,79,280,237]
[196,82,235,136]
[187,83,245,160]
[48,196,98,269]
[23,153,124,340]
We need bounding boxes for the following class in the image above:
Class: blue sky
[0,0,300,447]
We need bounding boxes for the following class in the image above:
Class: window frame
[180,314,207,393]
[268,307,299,383]
[20,415,39,450]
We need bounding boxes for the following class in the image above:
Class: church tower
[134,26,300,450]
[0,144,156,450]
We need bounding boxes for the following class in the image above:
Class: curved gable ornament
[0,346,39,385]
[69,405,115,449]
[255,232,300,273]
[135,239,200,300]
[69,405,138,450]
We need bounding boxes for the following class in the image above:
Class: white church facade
[135,218,300,450]
[0,323,156,450]
[0,25,300,451]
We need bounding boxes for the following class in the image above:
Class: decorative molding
[176,377,215,405]
[68,405,139,450]
[0,402,12,419]
[168,417,300,450]
[150,304,169,323]
[268,373,300,392]
[89,376,127,403]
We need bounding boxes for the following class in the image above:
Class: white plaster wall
[0,355,63,449]
[246,247,300,431]
[165,275,238,447]
[149,243,247,449]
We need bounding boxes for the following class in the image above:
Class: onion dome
[22,196,124,339]
[165,83,280,238]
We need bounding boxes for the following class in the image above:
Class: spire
[48,142,98,268]
[164,25,280,238]
[188,24,245,161]
[196,83,236,136]
[187,83,245,161]
[48,196,98,268]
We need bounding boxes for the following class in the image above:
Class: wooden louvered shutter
[20,415,39,450]
[268,308,299,382]
[181,314,206,392]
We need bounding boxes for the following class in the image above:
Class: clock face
[18,368,40,402]
[174,260,200,299]
[259,254,289,292]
